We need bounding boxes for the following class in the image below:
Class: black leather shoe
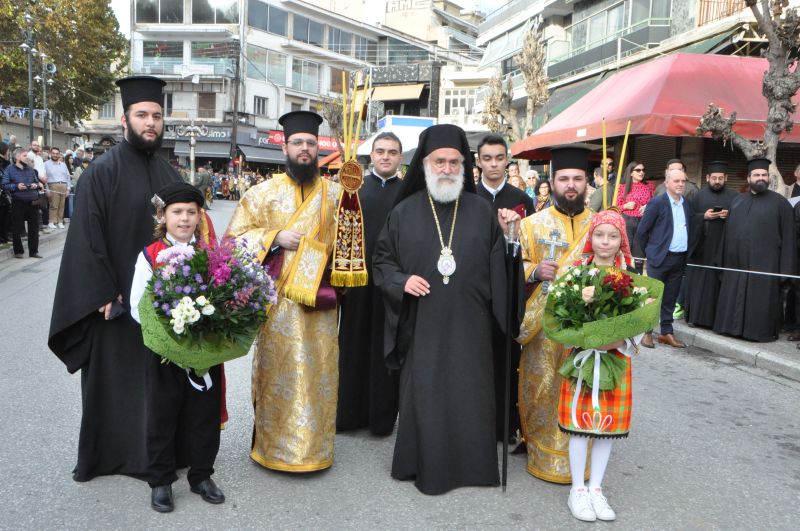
[30,254,43,258]
[190,478,225,504]
[151,485,174,513]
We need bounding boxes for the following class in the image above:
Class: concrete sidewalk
[673,321,800,383]
[0,224,67,261]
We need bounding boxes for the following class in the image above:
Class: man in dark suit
[788,163,800,198]
[637,168,693,348]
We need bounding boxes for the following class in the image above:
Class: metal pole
[230,39,241,177]
[27,42,34,144]
[189,132,197,185]
[42,63,48,147]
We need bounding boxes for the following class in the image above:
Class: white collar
[166,233,196,246]
[481,178,505,197]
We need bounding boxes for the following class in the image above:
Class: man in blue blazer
[637,168,694,348]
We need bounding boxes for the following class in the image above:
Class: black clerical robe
[373,190,507,495]
[337,173,401,435]
[475,180,530,443]
[713,190,796,342]
[685,186,737,327]
[48,140,180,482]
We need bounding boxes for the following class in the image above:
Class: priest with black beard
[474,132,532,445]
[49,76,182,482]
[337,132,403,436]
[373,124,516,495]
[684,161,737,328]
[713,158,796,342]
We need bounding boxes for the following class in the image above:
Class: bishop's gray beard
[425,165,464,203]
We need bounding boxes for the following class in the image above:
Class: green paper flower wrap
[139,291,258,373]
[558,350,630,390]
[543,267,664,350]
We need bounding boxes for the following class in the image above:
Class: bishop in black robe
[476,179,532,443]
[713,186,796,342]
[373,124,510,495]
[337,172,401,435]
[48,77,182,483]
[685,181,737,327]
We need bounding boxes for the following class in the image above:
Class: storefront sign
[258,130,338,152]
[164,124,232,141]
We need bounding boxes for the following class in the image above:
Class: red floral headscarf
[581,210,633,268]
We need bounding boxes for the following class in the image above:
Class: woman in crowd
[615,161,654,273]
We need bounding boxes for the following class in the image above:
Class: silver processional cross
[536,229,569,294]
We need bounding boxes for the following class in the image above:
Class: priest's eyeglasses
[429,157,464,171]
[288,139,318,147]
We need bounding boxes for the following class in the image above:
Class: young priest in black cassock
[684,161,736,328]
[48,76,181,483]
[373,124,521,495]
[713,158,796,342]
[474,133,533,445]
[337,132,403,435]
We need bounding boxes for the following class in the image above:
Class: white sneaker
[568,487,596,522]
[589,487,616,521]
[57,223,65,229]
[47,223,56,229]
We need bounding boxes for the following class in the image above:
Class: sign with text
[259,130,339,152]
[164,124,231,141]
[386,0,431,12]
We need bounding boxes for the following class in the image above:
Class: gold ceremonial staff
[330,72,371,287]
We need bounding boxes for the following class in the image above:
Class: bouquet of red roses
[543,265,663,389]
[138,237,277,373]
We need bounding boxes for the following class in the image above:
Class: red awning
[512,53,800,159]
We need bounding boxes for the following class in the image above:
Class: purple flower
[152,301,159,308]
[174,286,183,294]
[183,285,192,294]
[154,280,162,289]
[195,274,203,283]
[161,303,170,312]
[200,285,208,291]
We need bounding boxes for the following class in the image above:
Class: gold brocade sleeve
[225,187,279,263]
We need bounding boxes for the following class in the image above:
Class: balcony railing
[697,0,747,26]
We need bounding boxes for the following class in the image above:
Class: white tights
[569,436,614,490]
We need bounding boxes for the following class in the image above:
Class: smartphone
[107,300,127,320]
[712,206,723,212]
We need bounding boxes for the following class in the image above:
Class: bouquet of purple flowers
[138,237,277,373]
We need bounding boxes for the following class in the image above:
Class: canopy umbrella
[512,53,800,159]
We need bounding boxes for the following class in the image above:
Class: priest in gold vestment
[517,147,594,483]
[226,111,341,472]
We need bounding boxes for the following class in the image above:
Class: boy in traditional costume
[130,182,226,513]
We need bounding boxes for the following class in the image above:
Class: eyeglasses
[632,168,644,172]
[287,139,318,148]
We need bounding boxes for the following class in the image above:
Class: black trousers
[145,355,222,488]
[0,194,11,241]
[647,252,686,335]
[11,199,39,256]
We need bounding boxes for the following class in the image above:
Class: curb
[0,228,67,262]
[674,322,800,383]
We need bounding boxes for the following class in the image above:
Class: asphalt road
[1,199,798,530]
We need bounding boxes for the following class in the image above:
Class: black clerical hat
[279,111,323,139]
[394,123,476,206]
[550,146,590,173]
[155,182,204,209]
[115,75,166,111]
[747,158,771,173]
[706,161,728,174]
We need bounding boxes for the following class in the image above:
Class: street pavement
[1,199,799,530]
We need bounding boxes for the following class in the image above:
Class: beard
[286,156,318,185]
[425,164,464,203]
[750,180,768,194]
[552,188,586,215]
[126,125,163,152]
[709,183,725,192]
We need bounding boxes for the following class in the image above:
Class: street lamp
[20,12,36,144]
[36,53,56,147]
[176,121,209,185]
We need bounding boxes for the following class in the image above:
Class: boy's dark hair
[476,133,507,156]
[372,131,402,152]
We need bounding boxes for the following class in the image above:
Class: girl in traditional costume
[562,209,644,522]
[129,182,226,513]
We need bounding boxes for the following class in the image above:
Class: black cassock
[373,191,508,495]
[685,186,737,327]
[475,182,531,442]
[337,173,401,435]
[48,140,180,482]
[713,190,796,342]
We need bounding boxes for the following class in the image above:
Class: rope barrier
[629,255,800,280]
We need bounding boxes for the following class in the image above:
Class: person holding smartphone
[684,161,737,328]
[1,147,44,258]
